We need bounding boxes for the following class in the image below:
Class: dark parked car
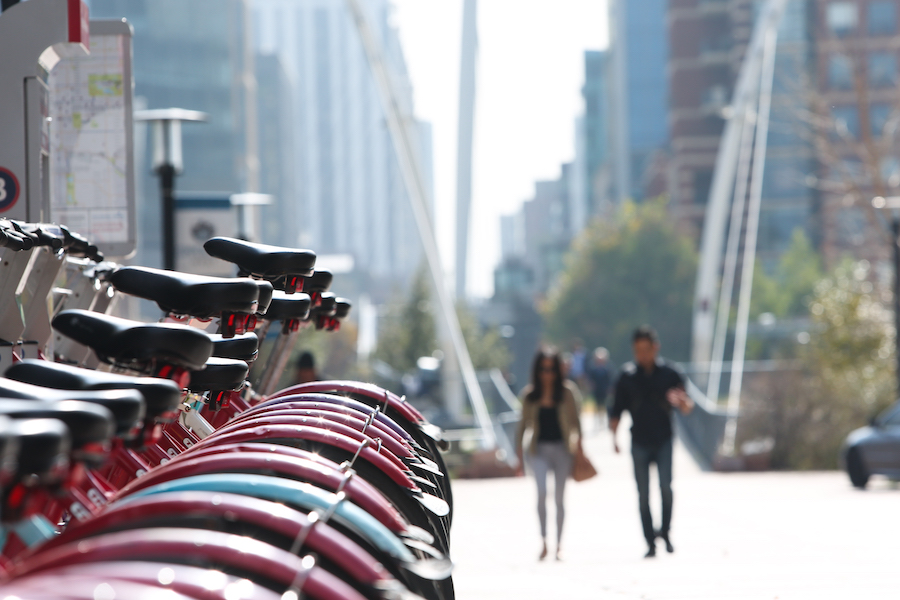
[842,402,900,488]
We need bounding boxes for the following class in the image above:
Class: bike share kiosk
[0,0,136,365]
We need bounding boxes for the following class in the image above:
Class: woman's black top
[537,405,563,442]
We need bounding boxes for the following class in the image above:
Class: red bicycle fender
[7,528,368,600]
[187,425,419,491]
[206,415,412,475]
[0,574,197,600]
[30,492,394,587]
[5,561,283,600]
[228,406,414,459]
[109,453,409,533]
[272,381,426,424]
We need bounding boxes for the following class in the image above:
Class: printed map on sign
[48,33,132,248]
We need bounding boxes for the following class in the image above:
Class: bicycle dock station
[0,2,456,598]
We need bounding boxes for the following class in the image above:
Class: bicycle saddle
[304,269,333,294]
[208,332,260,361]
[256,279,274,315]
[0,377,145,439]
[0,400,114,465]
[312,293,337,317]
[187,357,248,392]
[6,359,182,423]
[263,291,311,322]
[53,309,213,371]
[6,418,70,485]
[203,237,316,280]
[109,266,260,319]
[334,298,352,319]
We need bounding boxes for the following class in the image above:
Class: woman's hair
[526,345,564,404]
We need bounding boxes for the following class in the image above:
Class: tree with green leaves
[751,229,825,320]
[740,259,895,469]
[543,199,698,364]
[372,264,511,373]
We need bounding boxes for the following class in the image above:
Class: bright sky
[392,0,609,299]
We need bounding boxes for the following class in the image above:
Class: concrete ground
[447,417,898,599]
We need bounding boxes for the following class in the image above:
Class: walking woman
[515,346,583,561]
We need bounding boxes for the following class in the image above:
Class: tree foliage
[740,259,895,469]
[543,199,698,363]
[373,265,437,372]
[751,229,825,319]
[372,265,511,372]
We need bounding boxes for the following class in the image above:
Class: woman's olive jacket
[516,380,583,456]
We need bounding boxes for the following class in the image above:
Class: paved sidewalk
[448,418,899,599]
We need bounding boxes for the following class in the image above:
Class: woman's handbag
[572,446,597,482]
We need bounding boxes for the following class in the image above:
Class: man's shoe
[656,530,674,553]
[644,544,656,558]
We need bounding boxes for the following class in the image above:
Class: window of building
[868,52,897,86]
[831,105,860,138]
[829,54,854,89]
[868,1,897,35]
[870,102,892,137]
[694,170,713,205]
[827,2,859,35]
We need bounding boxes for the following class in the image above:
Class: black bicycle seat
[0,399,114,466]
[0,377,144,439]
[263,291,311,322]
[334,298,352,319]
[6,359,182,423]
[187,357,248,392]
[109,266,260,319]
[304,270,333,294]
[53,310,213,371]
[312,293,337,318]
[255,280,274,315]
[8,418,70,484]
[203,237,316,280]
[208,332,259,362]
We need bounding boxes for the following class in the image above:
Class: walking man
[609,326,693,558]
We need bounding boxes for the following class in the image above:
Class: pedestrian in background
[588,346,612,405]
[515,346,583,561]
[293,351,320,384]
[587,346,613,430]
[609,326,693,558]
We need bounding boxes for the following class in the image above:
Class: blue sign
[0,168,20,212]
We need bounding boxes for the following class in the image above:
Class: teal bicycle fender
[116,473,416,562]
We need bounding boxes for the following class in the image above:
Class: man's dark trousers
[631,438,673,545]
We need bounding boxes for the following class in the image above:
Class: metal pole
[455,0,477,300]
[158,163,177,271]
[893,216,900,399]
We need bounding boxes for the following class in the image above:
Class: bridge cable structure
[345,0,497,450]
[690,0,788,457]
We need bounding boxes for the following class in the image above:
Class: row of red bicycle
[0,219,454,600]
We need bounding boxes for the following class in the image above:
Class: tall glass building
[609,0,670,203]
[89,0,254,273]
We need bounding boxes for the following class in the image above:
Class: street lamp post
[872,195,900,398]
[134,108,208,270]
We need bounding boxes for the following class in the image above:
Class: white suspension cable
[345,0,496,448]
[723,20,780,455]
